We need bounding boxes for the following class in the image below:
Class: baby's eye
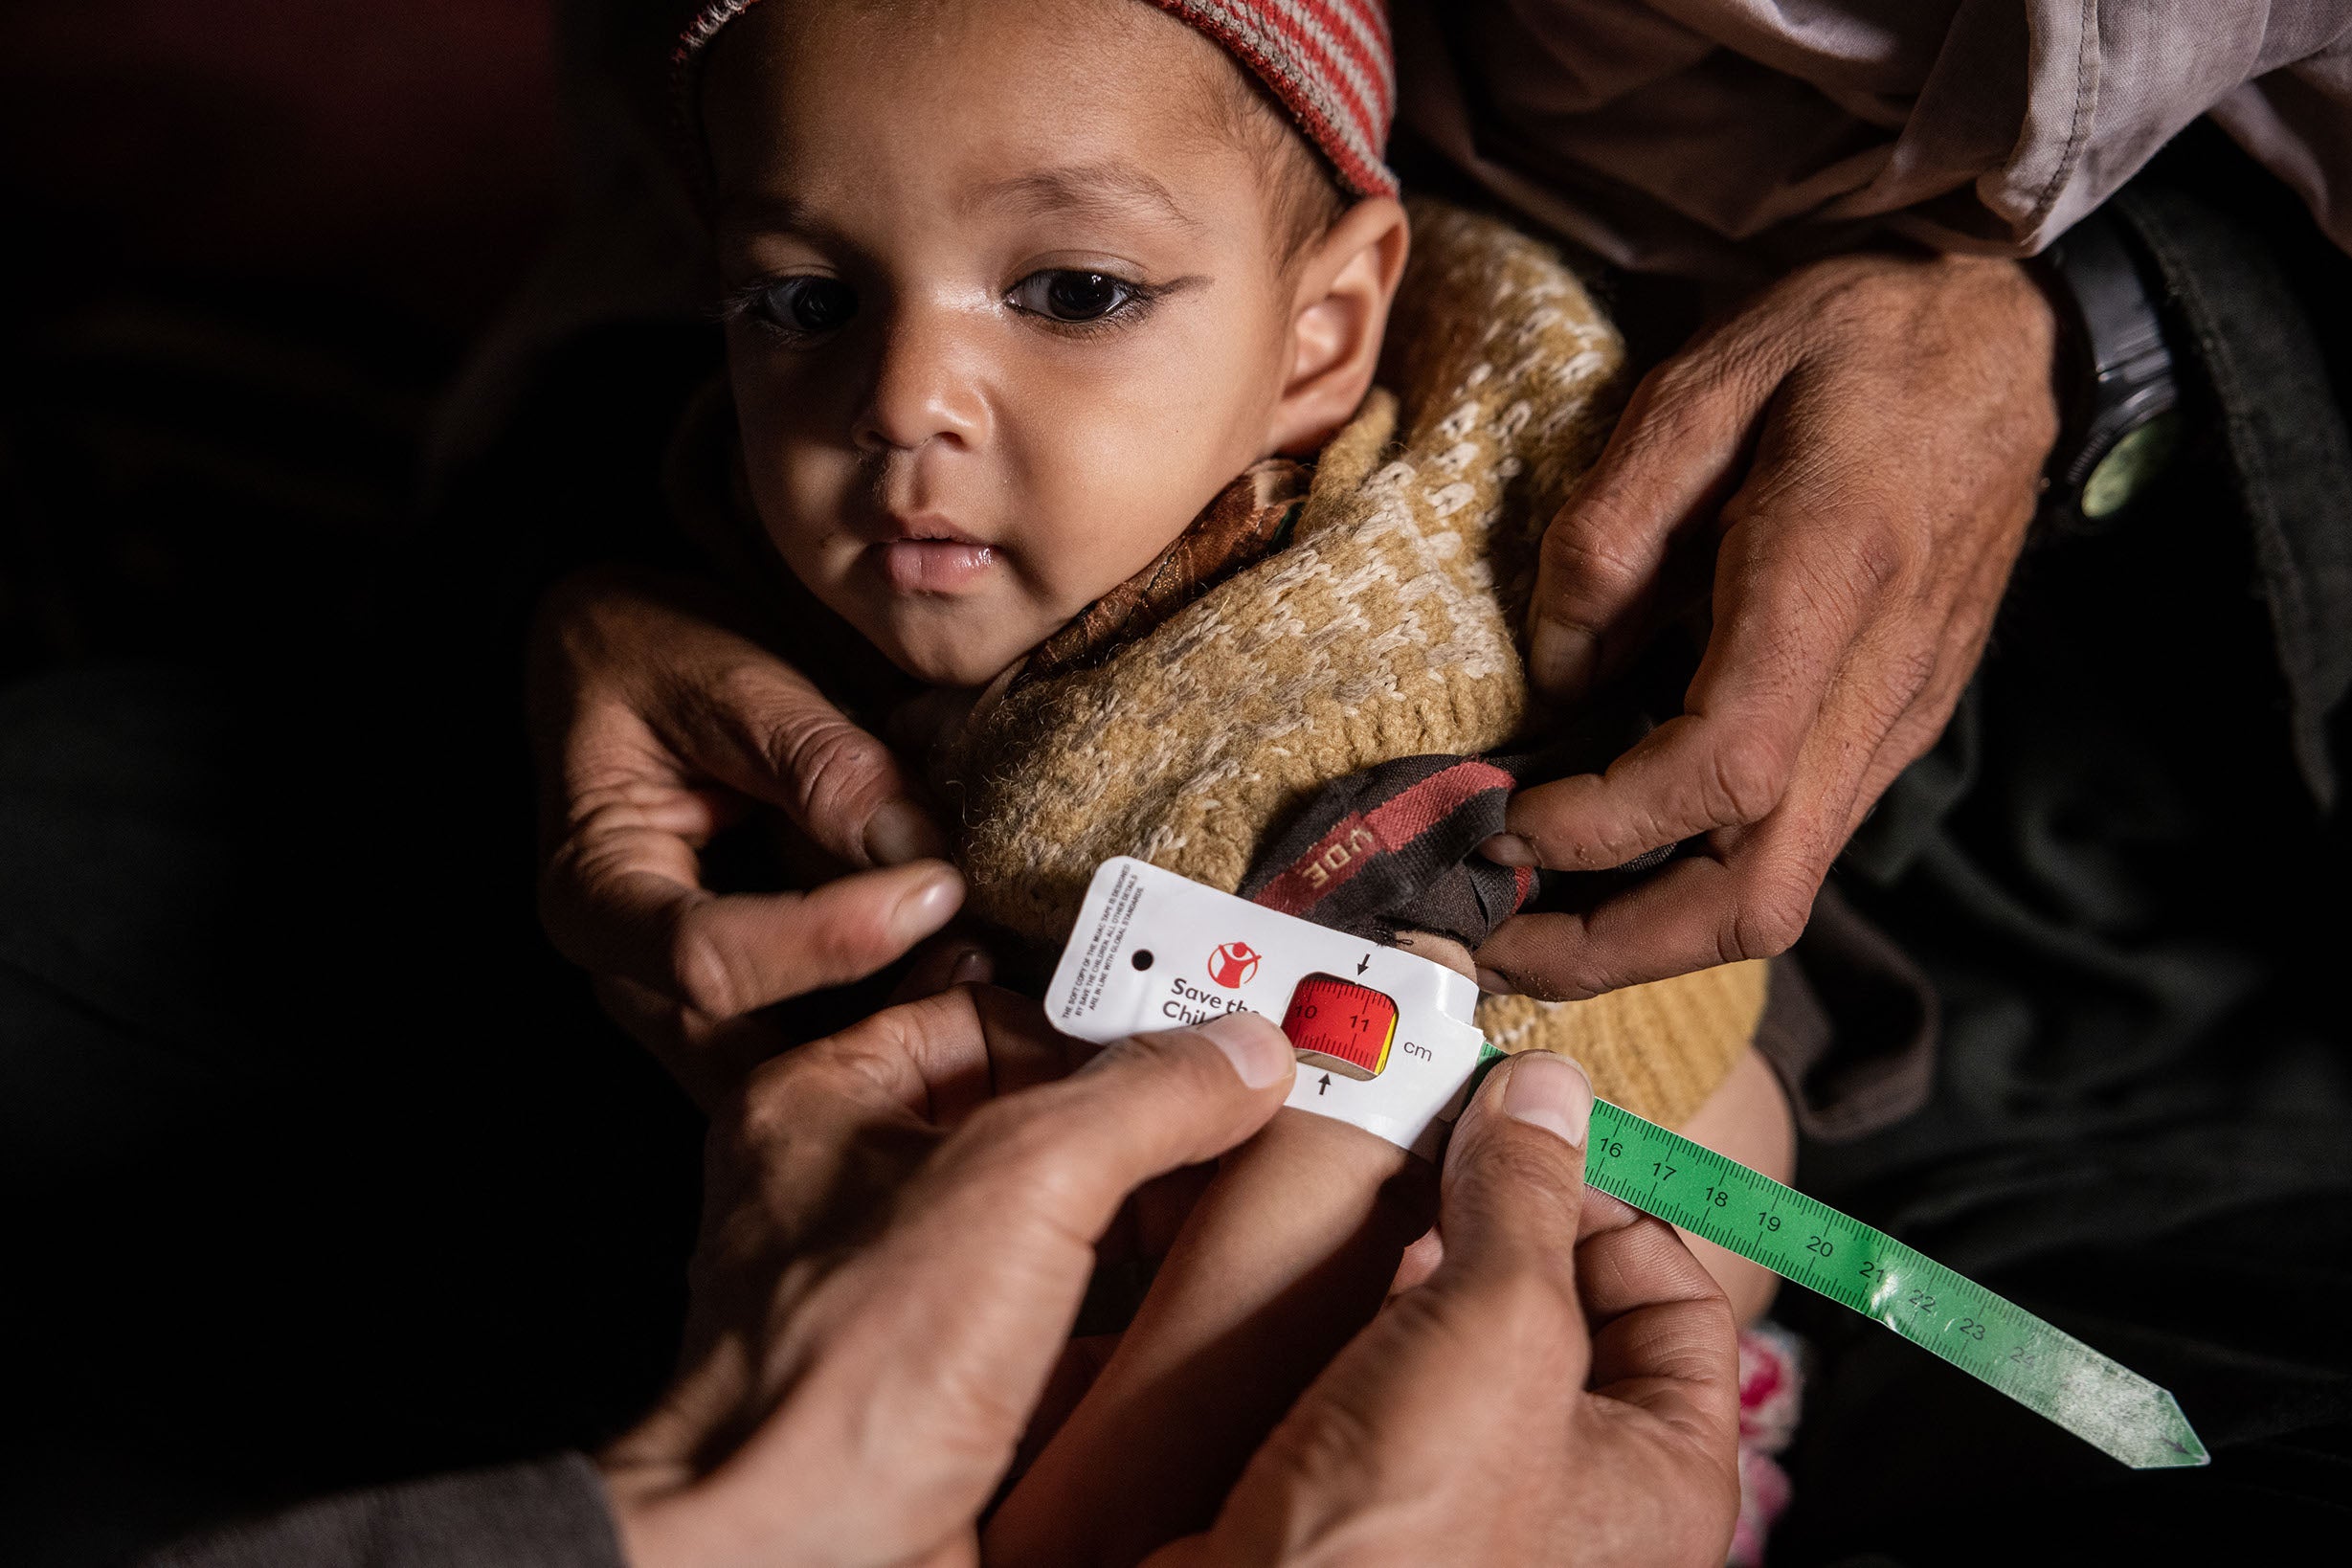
[752,276,858,335]
[1008,269,1141,324]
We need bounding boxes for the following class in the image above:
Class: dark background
[2,6,701,1562]
[4,7,2349,1566]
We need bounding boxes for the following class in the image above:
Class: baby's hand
[1393,928,1480,983]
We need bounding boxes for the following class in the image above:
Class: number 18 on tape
[1046,858,2208,1470]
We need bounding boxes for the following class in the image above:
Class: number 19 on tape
[1047,858,2209,1470]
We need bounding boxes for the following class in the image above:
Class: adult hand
[527,568,975,1102]
[1481,250,2058,997]
[1151,1053,1741,1566]
[597,990,1301,1568]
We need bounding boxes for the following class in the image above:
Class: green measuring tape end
[1569,1096,2210,1471]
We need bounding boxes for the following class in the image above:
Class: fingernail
[890,867,963,943]
[1475,966,1513,996]
[864,800,947,866]
[1501,1052,1592,1147]
[1480,832,1538,868]
[948,947,993,986]
[1197,1010,1294,1088]
[1529,620,1596,698]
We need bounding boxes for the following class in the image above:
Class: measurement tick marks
[1579,1097,2207,1471]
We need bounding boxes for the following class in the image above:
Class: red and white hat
[675,0,1397,199]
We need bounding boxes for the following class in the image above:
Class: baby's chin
[865,611,1047,691]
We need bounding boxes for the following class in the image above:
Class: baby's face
[702,0,1345,686]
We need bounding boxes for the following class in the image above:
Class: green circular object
[2080,410,2184,519]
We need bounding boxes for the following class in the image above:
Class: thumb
[709,1013,1298,1549]
[1449,1053,1737,1442]
[1432,1050,1596,1314]
[546,856,965,1023]
[657,637,947,870]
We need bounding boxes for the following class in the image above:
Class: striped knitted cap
[676,0,1397,200]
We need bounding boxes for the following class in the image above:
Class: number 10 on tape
[1047,858,2209,1470]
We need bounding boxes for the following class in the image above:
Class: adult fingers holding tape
[988,1106,1443,1566]
[1154,1052,1743,1568]
[600,997,1298,1568]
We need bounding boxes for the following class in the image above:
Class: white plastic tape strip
[1044,858,1489,1158]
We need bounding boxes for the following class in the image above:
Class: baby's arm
[988,1047,1790,1565]
[1400,933,1795,1315]
[985,1107,1430,1567]
[1669,1045,1794,1320]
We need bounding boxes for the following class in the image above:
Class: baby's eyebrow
[714,190,824,252]
[972,163,1200,232]
[706,192,846,272]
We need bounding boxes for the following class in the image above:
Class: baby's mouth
[871,525,998,594]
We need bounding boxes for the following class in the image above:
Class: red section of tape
[1281,973,1399,1080]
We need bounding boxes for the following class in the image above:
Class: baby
[693,0,1405,693]
[679,0,1793,1554]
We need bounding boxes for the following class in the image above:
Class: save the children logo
[1207,942,1261,988]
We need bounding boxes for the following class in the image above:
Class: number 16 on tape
[1047,858,2208,1470]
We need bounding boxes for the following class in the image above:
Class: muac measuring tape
[1046,858,2208,1471]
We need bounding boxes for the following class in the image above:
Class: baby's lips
[875,538,999,594]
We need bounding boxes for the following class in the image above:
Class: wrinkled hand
[527,568,973,1102]
[1150,1053,1741,1566]
[598,992,1300,1568]
[1481,250,2058,997]
[602,994,1737,1568]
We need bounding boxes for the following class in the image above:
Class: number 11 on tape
[1047,858,2209,1470]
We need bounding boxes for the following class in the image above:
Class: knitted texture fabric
[945,200,1765,1128]
[1021,459,1311,689]
[673,0,1399,200]
[1730,1322,1806,1567]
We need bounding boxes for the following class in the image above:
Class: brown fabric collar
[1014,457,1313,691]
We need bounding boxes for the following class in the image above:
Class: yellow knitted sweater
[943,201,1764,1128]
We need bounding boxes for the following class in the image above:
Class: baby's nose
[853,311,990,454]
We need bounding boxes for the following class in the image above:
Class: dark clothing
[146,1457,620,1568]
[1768,135,2352,1563]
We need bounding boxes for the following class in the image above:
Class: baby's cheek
[1016,465,1224,613]
[997,347,1269,611]
[749,464,883,630]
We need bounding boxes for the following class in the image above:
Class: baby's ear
[1266,197,1410,457]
